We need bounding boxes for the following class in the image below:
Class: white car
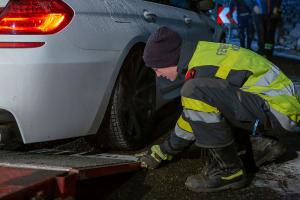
[0,0,223,149]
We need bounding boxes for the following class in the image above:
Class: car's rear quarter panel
[0,0,149,143]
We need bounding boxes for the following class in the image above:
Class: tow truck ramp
[0,150,140,200]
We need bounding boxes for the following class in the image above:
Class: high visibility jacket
[187,41,300,131]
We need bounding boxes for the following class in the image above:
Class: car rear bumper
[0,46,121,143]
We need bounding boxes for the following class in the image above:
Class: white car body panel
[0,0,222,143]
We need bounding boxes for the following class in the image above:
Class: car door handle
[184,17,192,25]
[143,10,157,22]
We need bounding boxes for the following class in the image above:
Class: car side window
[144,0,194,10]
[169,0,190,9]
[145,0,169,5]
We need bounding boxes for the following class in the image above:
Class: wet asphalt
[74,130,300,200]
[77,56,300,200]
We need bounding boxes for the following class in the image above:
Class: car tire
[97,44,156,150]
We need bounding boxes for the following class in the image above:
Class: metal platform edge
[0,160,141,200]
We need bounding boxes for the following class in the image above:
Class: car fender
[88,35,148,135]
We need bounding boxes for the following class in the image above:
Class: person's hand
[253,5,261,14]
[139,145,173,169]
[273,7,279,15]
[139,153,162,169]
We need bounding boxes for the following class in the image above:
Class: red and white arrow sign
[217,6,238,25]
[231,8,238,24]
[218,7,230,24]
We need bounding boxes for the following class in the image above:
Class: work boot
[185,144,247,193]
[250,136,287,167]
[139,145,172,169]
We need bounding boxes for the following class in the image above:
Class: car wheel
[99,45,156,150]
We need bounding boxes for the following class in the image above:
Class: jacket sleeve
[243,0,257,10]
[274,0,282,8]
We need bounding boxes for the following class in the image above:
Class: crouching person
[139,26,298,192]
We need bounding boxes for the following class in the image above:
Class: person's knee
[181,78,229,100]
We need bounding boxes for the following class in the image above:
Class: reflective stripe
[262,83,295,97]
[151,145,173,161]
[177,115,193,133]
[270,107,298,132]
[183,109,222,123]
[215,52,238,80]
[221,169,243,180]
[254,65,280,87]
[181,96,219,113]
[185,41,300,127]
[175,124,195,141]
[215,65,231,79]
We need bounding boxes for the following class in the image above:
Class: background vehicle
[0,0,224,150]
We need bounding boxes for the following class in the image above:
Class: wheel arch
[88,37,147,135]
[0,108,23,145]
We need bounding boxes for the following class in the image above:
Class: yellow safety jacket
[187,41,300,131]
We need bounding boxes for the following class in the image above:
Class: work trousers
[253,14,279,56]
[238,14,254,49]
[160,78,281,155]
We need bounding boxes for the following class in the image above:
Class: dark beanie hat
[143,26,182,68]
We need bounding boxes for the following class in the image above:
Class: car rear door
[166,2,217,76]
[134,0,198,100]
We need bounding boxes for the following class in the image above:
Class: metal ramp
[0,150,140,200]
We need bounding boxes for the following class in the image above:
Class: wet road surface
[85,56,300,200]
[1,56,299,200]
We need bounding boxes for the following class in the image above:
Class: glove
[253,5,261,14]
[139,145,172,169]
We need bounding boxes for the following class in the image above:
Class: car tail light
[0,0,74,35]
[0,42,44,48]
